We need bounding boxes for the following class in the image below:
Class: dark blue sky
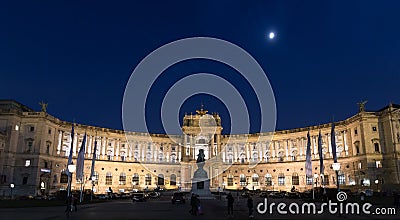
[1,0,399,134]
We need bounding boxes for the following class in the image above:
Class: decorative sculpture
[39,101,48,113]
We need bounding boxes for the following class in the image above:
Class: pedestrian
[247,195,254,218]
[196,195,203,215]
[190,193,197,215]
[227,192,234,217]
[65,196,72,212]
[72,195,78,211]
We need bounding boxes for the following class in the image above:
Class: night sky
[1,1,399,134]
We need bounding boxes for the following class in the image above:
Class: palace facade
[0,100,399,197]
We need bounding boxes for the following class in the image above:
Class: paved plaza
[0,195,399,220]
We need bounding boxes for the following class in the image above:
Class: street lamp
[375,179,379,192]
[91,175,97,200]
[67,162,76,196]
[332,162,341,192]
[10,183,15,199]
[314,173,319,188]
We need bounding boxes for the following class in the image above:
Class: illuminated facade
[0,100,399,197]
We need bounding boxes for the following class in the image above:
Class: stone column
[141,142,145,162]
[216,134,221,159]
[343,131,348,156]
[234,143,238,162]
[57,130,62,155]
[115,139,120,160]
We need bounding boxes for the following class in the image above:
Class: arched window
[120,151,126,161]
[132,173,139,185]
[227,153,233,164]
[170,174,177,186]
[278,151,284,162]
[265,174,272,186]
[158,153,164,162]
[227,174,233,186]
[170,153,177,163]
[146,152,152,162]
[278,173,285,186]
[158,174,164,185]
[240,153,246,163]
[107,150,113,161]
[60,171,68,183]
[145,174,152,185]
[240,174,246,186]
[119,173,126,185]
[252,174,259,186]
[252,152,258,162]
[292,173,299,185]
[354,141,360,154]
[106,172,113,185]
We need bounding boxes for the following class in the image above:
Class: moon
[269,32,275,39]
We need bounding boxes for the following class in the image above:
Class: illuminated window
[227,174,233,186]
[252,174,259,186]
[240,174,246,186]
[15,125,19,131]
[278,173,285,186]
[145,174,151,185]
[132,173,139,185]
[25,159,31,167]
[292,173,299,185]
[105,172,112,185]
[119,173,126,185]
[376,160,381,168]
[306,176,313,185]
[338,172,346,185]
[265,174,272,186]
[358,162,362,169]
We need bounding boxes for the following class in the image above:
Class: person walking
[190,193,197,216]
[247,195,254,218]
[227,192,234,217]
[196,195,203,215]
[72,195,78,212]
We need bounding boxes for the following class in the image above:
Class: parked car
[147,192,161,199]
[359,189,374,197]
[269,191,285,198]
[285,192,301,199]
[132,192,147,202]
[171,192,185,204]
[97,194,109,200]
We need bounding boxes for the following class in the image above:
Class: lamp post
[332,162,341,193]
[374,179,379,192]
[66,162,76,212]
[314,173,319,188]
[10,183,14,199]
[91,175,96,200]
